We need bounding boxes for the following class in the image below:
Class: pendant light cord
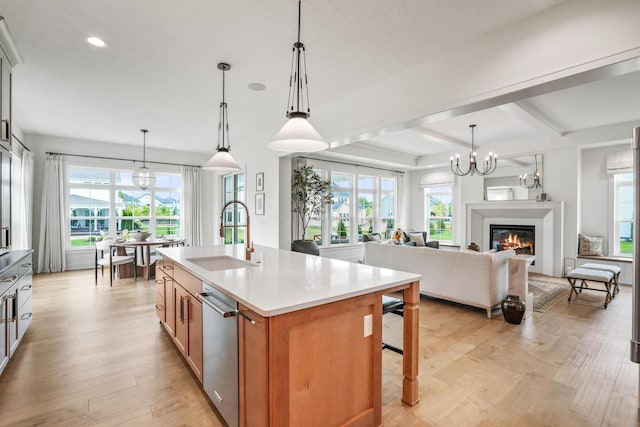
[141,129,148,167]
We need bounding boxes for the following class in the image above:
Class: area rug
[529,278,570,312]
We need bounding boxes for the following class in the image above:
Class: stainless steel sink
[186,256,257,272]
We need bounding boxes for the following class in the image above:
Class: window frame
[66,164,182,250]
[424,183,454,243]
[613,172,633,257]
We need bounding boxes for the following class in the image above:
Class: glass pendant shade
[204,148,242,171]
[132,166,156,191]
[133,129,155,190]
[267,115,327,152]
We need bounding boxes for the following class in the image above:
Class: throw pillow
[425,240,439,249]
[408,232,425,246]
[404,241,417,246]
[370,233,381,241]
[402,231,410,243]
[578,233,604,256]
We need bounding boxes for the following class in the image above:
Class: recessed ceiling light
[86,36,106,48]
[248,82,266,91]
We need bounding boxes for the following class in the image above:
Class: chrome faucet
[219,200,254,260]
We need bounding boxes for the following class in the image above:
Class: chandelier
[519,154,542,189]
[203,62,242,171]
[450,124,497,176]
[267,0,328,153]
[132,129,156,190]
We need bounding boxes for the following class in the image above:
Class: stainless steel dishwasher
[200,283,239,427]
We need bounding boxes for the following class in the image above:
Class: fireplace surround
[466,201,564,276]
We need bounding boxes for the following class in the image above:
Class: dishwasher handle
[198,292,238,318]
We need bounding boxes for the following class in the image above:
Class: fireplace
[490,224,535,256]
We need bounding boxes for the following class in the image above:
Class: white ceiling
[1,0,639,170]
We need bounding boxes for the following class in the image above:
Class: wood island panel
[240,293,383,427]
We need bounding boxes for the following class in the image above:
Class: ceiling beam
[326,143,417,168]
[498,101,565,137]
[411,127,471,149]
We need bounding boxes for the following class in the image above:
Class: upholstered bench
[579,263,621,296]
[566,267,615,309]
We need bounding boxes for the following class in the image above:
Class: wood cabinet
[155,259,202,383]
[0,251,33,378]
[239,292,384,426]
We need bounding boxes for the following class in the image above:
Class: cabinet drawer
[173,264,202,297]
[158,261,174,278]
[17,275,32,310]
[17,295,32,341]
[18,255,33,277]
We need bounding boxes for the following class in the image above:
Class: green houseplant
[291,164,333,255]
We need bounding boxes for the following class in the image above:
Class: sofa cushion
[578,233,604,256]
[408,232,425,246]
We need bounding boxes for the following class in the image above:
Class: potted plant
[291,164,333,255]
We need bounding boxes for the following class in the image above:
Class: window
[614,172,633,256]
[425,184,453,242]
[296,161,398,246]
[331,173,352,244]
[67,166,182,248]
[222,172,245,244]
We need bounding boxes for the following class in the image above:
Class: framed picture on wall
[256,172,264,192]
[256,193,265,215]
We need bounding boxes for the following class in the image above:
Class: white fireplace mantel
[466,201,564,277]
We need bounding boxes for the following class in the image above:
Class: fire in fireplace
[490,224,535,255]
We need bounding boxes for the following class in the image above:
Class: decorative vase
[501,294,525,325]
[291,240,320,256]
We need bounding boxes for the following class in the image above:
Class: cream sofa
[363,242,515,318]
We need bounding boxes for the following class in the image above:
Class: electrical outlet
[363,314,372,337]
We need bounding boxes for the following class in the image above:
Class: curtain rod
[297,156,406,174]
[45,151,202,168]
[11,134,31,152]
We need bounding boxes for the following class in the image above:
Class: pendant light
[204,62,242,172]
[450,124,497,177]
[132,129,156,190]
[268,0,328,153]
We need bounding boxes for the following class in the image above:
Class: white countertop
[157,244,421,317]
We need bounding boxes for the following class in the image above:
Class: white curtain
[12,150,34,249]
[37,154,66,273]
[181,166,202,247]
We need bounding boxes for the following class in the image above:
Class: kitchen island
[156,244,421,427]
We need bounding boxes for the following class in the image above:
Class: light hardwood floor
[0,270,638,426]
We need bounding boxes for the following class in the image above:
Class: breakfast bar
[157,244,421,426]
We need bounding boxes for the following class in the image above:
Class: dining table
[112,237,185,280]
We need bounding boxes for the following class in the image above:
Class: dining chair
[95,240,136,286]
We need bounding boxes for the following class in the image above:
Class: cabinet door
[0,58,10,145]
[154,278,165,323]
[186,296,203,383]
[0,295,8,375]
[173,284,188,355]
[164,278,175,336]
[238,305,269,426]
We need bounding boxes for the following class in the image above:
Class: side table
[508,255,535,319]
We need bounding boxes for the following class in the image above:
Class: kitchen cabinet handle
[8,292,16,322]
[179,296,185,323]
[20,312,32,320]
[0,275,17,283]
[1,119,8,142]
[20,284,32,291]
[20,263,32,268]
[164,265,173,270]
[238,311,260,325]
[155,304,163,311]
[154,279,163,285]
